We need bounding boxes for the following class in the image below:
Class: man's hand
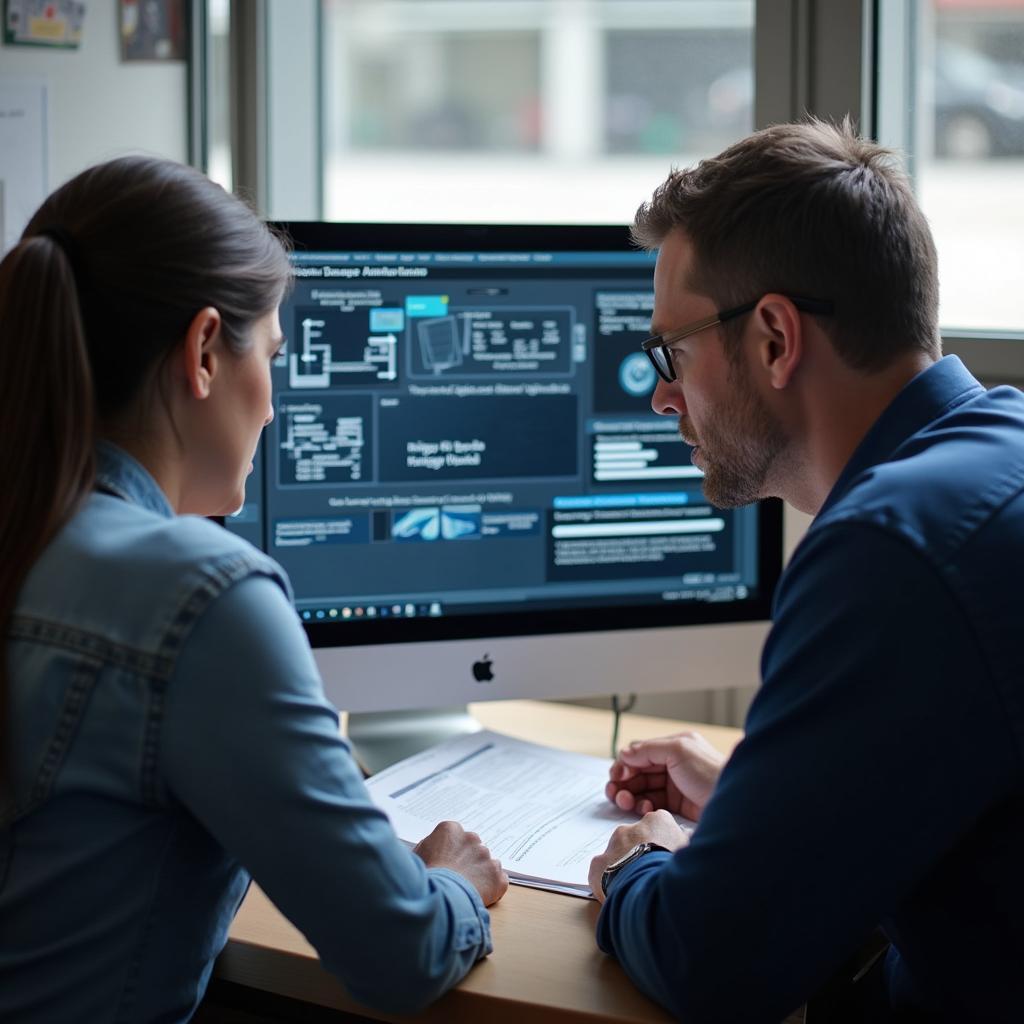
[606,731,726,821]
[588,809,689,904]
[413,820,509,907]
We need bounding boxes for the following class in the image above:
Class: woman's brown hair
[0,156,292,788]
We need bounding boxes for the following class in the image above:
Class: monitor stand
[346,706,483,775]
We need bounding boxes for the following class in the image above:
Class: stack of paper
[365,729,694,898]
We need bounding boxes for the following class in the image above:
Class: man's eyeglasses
[640,295,835,384]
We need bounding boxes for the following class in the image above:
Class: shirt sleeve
[160,573,492,1015]
[596,521,1017,1023]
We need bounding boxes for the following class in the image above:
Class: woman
[0,156,507,1022]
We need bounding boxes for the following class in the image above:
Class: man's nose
[264,402,275,427]
[651,377,685,417]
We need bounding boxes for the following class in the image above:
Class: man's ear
[753,294,803,390]
[181,307,223,400]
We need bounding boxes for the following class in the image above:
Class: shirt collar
[818,355,984,518]
[95,441,175,519]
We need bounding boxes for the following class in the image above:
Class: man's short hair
[633,117,941,371]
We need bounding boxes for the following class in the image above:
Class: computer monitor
[225,222,783,768]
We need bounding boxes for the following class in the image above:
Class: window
[320,0,754,223]
[878,0,1024,334]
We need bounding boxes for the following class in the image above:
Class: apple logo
[472,654,494,683]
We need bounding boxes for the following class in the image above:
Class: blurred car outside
[933,40,1024,159]
[698,38,1024,162]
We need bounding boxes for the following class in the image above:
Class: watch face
[601,842,660,896]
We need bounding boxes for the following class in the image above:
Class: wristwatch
[600,841,670,896]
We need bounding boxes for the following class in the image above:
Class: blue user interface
[226,240,764,624]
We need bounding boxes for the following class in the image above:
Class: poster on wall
[0,76,49,255]
[119,0,185,61]
[4,0,85,48]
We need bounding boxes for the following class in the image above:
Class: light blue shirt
[1,442,491,1022]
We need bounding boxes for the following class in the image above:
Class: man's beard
[682,361,785,509]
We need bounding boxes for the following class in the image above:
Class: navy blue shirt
[596,356,1024,1022]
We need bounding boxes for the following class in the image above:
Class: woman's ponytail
[0,234,96,790]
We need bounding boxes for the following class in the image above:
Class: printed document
[365,729,694,898]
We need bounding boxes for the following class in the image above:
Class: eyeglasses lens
[650,345,672,382]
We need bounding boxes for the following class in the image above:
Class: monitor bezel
[262,220,785,651]
[275,220,642,257]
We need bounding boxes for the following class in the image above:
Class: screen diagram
[289,307,398,388]
[278,394,372,485]
[406,295,580,377]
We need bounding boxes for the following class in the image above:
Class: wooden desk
[217,700,742,1023]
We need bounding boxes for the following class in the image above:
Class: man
[588,118,1024,1023]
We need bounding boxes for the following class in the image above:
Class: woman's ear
[181,307,223,400]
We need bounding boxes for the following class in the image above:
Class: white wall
[0,0,187,190]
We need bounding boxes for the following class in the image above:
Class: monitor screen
[225,223,782,718]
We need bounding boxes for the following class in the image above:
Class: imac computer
[224,222,783,770]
